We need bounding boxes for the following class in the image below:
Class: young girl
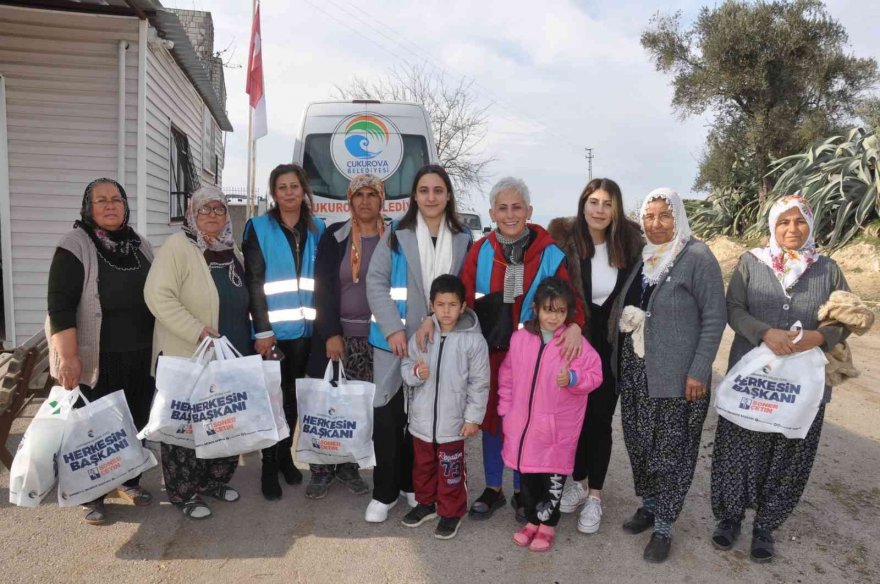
[498,277,603,552]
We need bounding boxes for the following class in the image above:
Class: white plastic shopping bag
[715,330,827,439]
[57,389,158,507]
[138,337,214,448]
[295,361,376,468]
[9,386,74,507]
[263,357,289,442]
[191,337,278,459]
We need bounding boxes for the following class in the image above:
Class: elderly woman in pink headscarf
[304,174,387,499]
[145,185,248,520]
[709,195,850,563]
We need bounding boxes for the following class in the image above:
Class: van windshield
[459,213,482,230]
[303,134,430,200]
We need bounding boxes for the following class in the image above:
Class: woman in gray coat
[365,164,472,523]
[710,195,849,563]
[610,188,726,563]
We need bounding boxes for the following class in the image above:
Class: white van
[292,100,439,224]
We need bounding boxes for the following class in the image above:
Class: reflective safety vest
[474,238,567,326]
[368,240,408,352]
[250,213,325,340]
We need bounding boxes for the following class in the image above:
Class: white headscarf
[750,195,819,297]
[639,187,693,285]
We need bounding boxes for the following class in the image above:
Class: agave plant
[685,186,761,239]
[757,128,880,249]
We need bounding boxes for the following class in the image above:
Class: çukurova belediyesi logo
[343,116,389,159]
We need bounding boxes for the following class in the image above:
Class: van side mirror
[483,227,491,233]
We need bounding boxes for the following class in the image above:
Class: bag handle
[211,336,244,361]
[190,336,216,363]
[790,320,804,344]
[322,360,348,386]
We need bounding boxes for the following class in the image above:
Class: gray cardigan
[609,237,727,398]
[726,252,849,402]
[366,226,471,406]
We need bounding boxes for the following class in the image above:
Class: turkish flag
[246,2,267,139]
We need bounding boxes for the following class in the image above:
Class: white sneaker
[577,496,603,534]
[365,498,398,523]
[400,490,417,507]
[560,481,587,513]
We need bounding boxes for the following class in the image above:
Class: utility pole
[585,147,594,180]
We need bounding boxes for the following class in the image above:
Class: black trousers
[78,348,154,493]
[571,372,619,488]
[520,473,567,527]
[371,389,413,503]
[276,337,311,432]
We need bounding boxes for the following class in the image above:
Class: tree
[642,0,878,199]
[333,65,494,208]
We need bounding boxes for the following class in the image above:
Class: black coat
[306,220,351,378]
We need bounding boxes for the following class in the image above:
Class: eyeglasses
[197,206,227,216]
[92,197,124,207]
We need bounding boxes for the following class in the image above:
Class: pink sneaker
[529,525,556,552]
[513,523,539,547]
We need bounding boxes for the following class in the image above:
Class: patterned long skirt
[161,444,238,506]
[710,406,825,531]
[619,334,709,525]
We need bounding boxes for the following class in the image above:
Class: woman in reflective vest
[243,163,326,501]
[454,177,586,522]
[365,164,472,523]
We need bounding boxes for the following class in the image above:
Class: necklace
[208,260,243,287]
[97,248,142,272]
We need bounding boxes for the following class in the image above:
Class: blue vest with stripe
[474,238,567,324]
[369,227,408,352]
[249,213,325,340]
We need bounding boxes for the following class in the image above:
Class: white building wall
[0,6,140,343]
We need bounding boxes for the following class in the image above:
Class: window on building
[169,126,199,222]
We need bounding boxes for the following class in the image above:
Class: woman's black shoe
[261,446,282,501]
[711,519,741,551]
[277,438,303,485]
[622,507,655,534]
[750,527,775,563]
[468,488,506,520]
[643,533,672,563]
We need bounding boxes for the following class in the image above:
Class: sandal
[513,523,539,547]
[750,527,775,563]
[82,501,107,525]
[181,497,212,520]
[468,488,506,520]
[204,485,240,503]
[529,525,556,552]
[712,519,741,551]
[116,485,153,507]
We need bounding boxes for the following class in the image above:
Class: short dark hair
[430,274,466,304]
[524,276,576,335]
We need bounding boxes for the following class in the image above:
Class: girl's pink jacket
[498,327,603,475]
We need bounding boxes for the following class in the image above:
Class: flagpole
[246,0,256,219]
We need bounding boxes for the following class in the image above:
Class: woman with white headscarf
[710,195,849,563]
[608,188,726,563]
[145,185,248,520]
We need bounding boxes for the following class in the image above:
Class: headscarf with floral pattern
[347,174,386,283]
[750,195,819,297]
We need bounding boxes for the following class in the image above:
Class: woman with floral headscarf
[608,187,726,563]
[709,195,850,563]
[145,185,248,520]
[303,173,386,499]
[46,178,155,525]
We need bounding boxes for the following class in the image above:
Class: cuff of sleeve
[687,360,712,385]
[254,331,275,339]
[817,325,841,352]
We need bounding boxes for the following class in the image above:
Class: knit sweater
[45,228,154,388]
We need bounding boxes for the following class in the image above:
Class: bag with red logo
[57,388,157,507]
[191,337,278,459]
[714,328,827,439]
[295,361,376,468]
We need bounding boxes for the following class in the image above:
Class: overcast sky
[164,0,880,224]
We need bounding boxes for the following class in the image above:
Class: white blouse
[591,243,619,306]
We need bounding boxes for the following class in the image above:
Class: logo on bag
[739,397,752,410]
[302,415,356,439]
[203,417,236,435]
[208,384,218,394]
[62,429,129,472]
[731,374,801,405]
[176,423,191,434]
[87,429,95,438]
[328,407,336,416]
[88,467,101,480]
[189,392,248,422]
[205,422,217,436]
[761,365,772,374]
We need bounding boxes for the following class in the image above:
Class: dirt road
[1,327,878,584]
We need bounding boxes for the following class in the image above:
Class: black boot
[261,445,282,501]
[277,437,303,485]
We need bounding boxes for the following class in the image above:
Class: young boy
[400,274,490,539]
